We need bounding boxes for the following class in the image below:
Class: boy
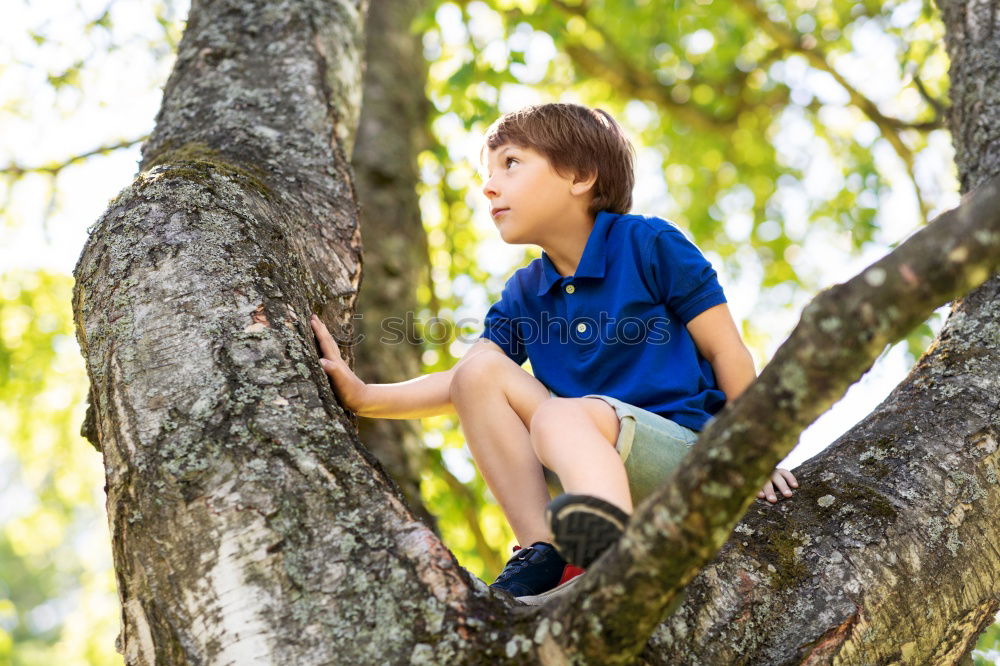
[310,102,798,603]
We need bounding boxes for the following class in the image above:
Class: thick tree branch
[637,273,1000,661]
[543,173,1000,662]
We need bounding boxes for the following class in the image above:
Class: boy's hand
[757,468,798,504]
[310,314,369,413]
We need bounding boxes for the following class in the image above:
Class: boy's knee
[529,398,572,442]
[529,399,576,464]
[449,349,508,401]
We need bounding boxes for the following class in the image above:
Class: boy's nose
[482,176,498,198]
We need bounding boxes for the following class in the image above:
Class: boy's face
[481,143,593,245]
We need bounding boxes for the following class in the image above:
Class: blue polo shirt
[479,209,728,432]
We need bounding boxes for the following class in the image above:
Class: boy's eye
[480,156,518,181]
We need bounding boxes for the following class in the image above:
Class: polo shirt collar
[537,210,616,296]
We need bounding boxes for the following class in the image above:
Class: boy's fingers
[772,472,793,497]
[776,468,799,488]
[310,315,341,360]
[762,481,777,502]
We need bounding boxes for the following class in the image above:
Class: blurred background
[1,0,996,662]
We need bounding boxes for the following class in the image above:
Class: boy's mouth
[492,207,509,218]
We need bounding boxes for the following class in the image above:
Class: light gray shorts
[546,388,700,505]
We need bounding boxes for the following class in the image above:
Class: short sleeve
[645,226,727,324]
[480,277,528,365]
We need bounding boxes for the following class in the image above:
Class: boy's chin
[498,224,537,245]
[499,232,529,245]
[497,225,523,244]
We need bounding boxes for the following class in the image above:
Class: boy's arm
[311,314,499,419]
[684,303,756,403]
[357,337,501,419]
[686,305,800,503]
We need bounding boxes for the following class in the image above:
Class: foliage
[974,621,1000,665]
[0,270,119,665]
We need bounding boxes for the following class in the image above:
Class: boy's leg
[529,397,632,514]
[449,350,554,547]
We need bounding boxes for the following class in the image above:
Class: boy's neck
[541,211,596,277]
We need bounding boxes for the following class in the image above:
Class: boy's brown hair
[481,102,636,217]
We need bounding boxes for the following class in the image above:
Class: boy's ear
[570,168,598,196]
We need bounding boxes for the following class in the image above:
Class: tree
[71,1,1000,665]
[351,0,516,576]
[351,0,442,542]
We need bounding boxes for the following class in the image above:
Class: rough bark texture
[73,0,1000,663]
[351,0,440,536]
[937,0,1000,195]
[72,1,518,663]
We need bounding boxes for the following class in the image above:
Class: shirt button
[565,284,575,294]
[576,322,587,333]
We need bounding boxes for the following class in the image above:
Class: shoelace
[494,545,539,582]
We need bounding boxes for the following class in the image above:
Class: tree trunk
[73,0,1000,663]
[351,0,440,536]
[72,0,503,662]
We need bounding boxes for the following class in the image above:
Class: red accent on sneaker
[558,564,585,585]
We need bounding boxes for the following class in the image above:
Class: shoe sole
[514,573,584,605]
[546,494,628,568]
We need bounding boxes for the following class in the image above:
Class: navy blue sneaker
[489,541,585,599]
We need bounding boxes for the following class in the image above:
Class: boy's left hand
[758,468,798,503]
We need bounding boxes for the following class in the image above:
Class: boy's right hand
[310,314,369,413]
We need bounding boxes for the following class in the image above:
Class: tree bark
[72,1,505,663]
[73,0,1000,663]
